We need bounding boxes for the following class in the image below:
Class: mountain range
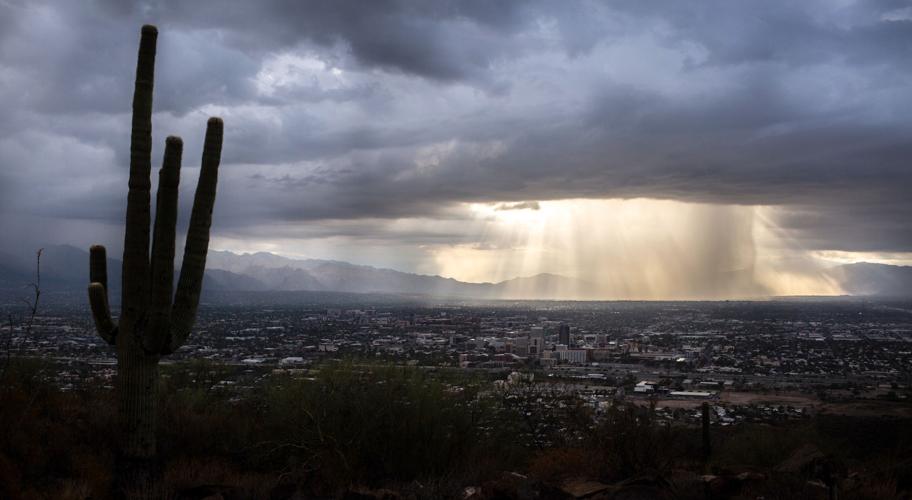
[1,245,910,300]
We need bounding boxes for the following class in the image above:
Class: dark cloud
[611,1,912,69]
[92,0,530,85]
[1,0,911,259]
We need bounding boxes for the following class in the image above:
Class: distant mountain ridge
[0,246,595,300]
[0,246,267,298]
[206,250,497,296]
[1,245,911,299]
[832,262,912,296]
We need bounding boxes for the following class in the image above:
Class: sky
[1,0,911,298]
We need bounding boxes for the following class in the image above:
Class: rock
[666,470,703,499]
[559,479,610,499]
[268,482,316,500]
[482,471,538,500]
[735,471,765,482]
[777,442,846,497]
[342,487,401,500]
[700,470,769,499]
[702,474,741,499]
[174,484,240,500]
[777,444,826,474]
[463,486,483,500]
[608,476,674,500]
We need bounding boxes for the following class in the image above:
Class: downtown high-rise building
[558,323,571,347]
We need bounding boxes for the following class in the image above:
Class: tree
[87,25,223,497]
[0,248,42,380]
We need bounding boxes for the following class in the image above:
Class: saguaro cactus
[701,401,712,462]
[87,25,223,493]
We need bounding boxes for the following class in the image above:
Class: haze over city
[2,1,912,299]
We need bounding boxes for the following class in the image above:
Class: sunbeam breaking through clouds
[430,199,844,299]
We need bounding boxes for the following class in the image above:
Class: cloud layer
[1,0,911,280]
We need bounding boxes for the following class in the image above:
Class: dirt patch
[721,392,818,407]
[652,399,704,409]
[817,401,912,418]
[633,391,912,418]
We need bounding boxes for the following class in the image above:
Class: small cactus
[87,24,223,495]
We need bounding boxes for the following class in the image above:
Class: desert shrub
[256,362,500,491]
[588,403,683,481]
[812,415,912,463]
[711,422,817,469]
[0,360,116,499]
[3,358,910,499]
[157,360,258,459]
[712,415,912,472]
[527,447,599,482]
[490,378,592,451]
[738,473,829,499]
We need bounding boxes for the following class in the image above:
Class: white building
[669,391,714,399]
[634,380,656,393]
[552,348,588,364]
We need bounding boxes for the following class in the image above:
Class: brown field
[633,391,912,418]
[721,391,818,406]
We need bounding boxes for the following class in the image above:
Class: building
[559,323,571,347]
[511,337,529,354]
[634,380,656,393]
[553,348,587,364]
[529,327,545,356]
[669,391,714,399]
[547,345,588,364]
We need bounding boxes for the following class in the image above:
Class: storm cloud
[1,0,911,267]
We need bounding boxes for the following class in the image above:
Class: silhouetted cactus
[702,401,712,462]
[87,24,223,496]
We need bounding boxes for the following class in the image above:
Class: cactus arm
[122,24,157,321]
[90,244,109,291]
[88,245,117,344]
[165,118,222,354]
[89,284,117,344]
[144,136,182,353]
